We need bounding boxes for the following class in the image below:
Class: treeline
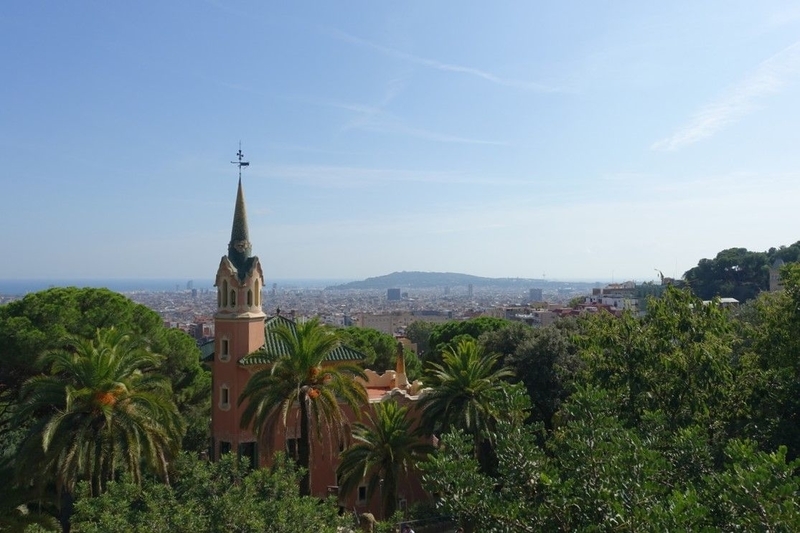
[412,264,800,531]
[683,240,800,302]
[5,266,800,531]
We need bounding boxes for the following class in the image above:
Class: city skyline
[2,2,800,282]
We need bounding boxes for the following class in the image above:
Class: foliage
[0,287,209,456]
[481,321,581,429]
[14,327,184,497]
[579,287,735,434]
[70,452,345,533]
[419,339,514,465]
[403,321,435,358]
[338,326,399,373]
[426,317,510,366]
[682,242,800,302]
[728,263,800,458]
[424,386,800,532]
[0,463,59,532]
[704,440,800,531]
[239,318,367,495]
[337,400,434,520]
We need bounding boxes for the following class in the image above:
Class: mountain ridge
[326,271,593,290]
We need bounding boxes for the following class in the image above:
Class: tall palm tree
[239,317,368,496]
[15,327,184,497]
[418,339,514,457]
[337,399,434,519]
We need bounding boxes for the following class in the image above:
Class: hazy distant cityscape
[0,272,633,341]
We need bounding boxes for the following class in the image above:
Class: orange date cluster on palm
[94,390,119,407]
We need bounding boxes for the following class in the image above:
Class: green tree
[426,317,510,366]
[337,326,399,373]
[704,440,800,531]
[729,263,800,458]
[580,287,734,433]
[684,247,769,302]
[14,327,184,498]
[481,321,581,429]
[337,400,433,520]
[238,318,367,496]
[0,287,209,455]
[419,339,513,462]
[70,452,345,533]
[403,321,435,358]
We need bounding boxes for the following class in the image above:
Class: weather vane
[231,141,250,180]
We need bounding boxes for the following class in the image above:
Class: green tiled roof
[239,315,366,367]
[199,339,215,362]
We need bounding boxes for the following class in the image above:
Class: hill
[326,271,587,290]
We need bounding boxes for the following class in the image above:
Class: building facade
[208,170,429,516]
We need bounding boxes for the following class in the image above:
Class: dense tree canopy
[0,287,209,454]
[426,316,510,366]
[683,241,800,302]
[9,270,800,530]
[15,328,184,497]
[70,452,345,533]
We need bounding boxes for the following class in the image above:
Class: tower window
[220,338,230,362]
[219,384,230,410]
[358,485,367,504]
[230,289,236,307]
[247,289,253,307]
[222,281,229,307]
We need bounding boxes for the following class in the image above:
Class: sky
[2,2,800,283]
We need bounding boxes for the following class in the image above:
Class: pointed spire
[228,177,252,276]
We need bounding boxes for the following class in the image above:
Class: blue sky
[2,2,800,283]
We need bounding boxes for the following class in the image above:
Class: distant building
[703,297,739,309]
[468,284,474,298]
[387,288,401,301]
[358,310,450,335]
[529,288,543,302]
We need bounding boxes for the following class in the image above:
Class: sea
[0,278,354,296]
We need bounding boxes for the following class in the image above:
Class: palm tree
[239,317,368,496]
[337,399,433,519]
[15,327,184,497]
[418,338,513,458]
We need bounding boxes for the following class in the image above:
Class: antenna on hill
[231,141,250,180]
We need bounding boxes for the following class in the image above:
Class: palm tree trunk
[383,471,398,520]
[298,392,311,496]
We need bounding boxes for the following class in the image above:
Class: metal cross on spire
[231,141,250,180]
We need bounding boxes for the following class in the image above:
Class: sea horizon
[0,278,358,295]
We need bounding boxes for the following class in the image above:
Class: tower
[210,147,266,463]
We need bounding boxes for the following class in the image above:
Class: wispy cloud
[326,28,559,92]
[292,90,506,146]
[255,164,526,188]
[652,41,800,151]
[349,116,508,145]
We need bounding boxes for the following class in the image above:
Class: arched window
[222,280,229,307]
[230,289,236,307]
[247,289,253,307]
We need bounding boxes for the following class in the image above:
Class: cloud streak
[652,41,800,151]
[255,164,526,188]
[327,28,558,92]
